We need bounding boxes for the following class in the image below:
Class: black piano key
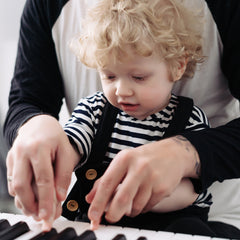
[0,221,30,240]
[0,219,10,231]
[112,234,127,240]
[49,227,77,240]
[29,228,57,240]
[73,230,96,240]
[137,237,148,240]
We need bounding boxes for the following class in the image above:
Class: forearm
[151,178,198,213]
[168,136,200,179]
[189,1,240,190]
[4,103,46,147]
[4,0,65,147]
[182,117,240,189]
[206,0,240,100]
[4,91,62,147]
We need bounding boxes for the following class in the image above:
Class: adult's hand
[86,136,200,229]
[6,115,79,230]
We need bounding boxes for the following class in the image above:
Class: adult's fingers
[30,148,55,221]
[88,150,129,224]
[104,152,154,220]
[15,196,41,221]
[128,181,152,217]
[85,178,100,204]
[88,137,197,226]
[55,200,62,219]
[41,188,59,231]
[104,172,140,223]
[142,195,166,213]
[14,196,22,211]
[5,115,76,229]
[142,182,173,213]
[54,134,79,202]
[10,147,38,215]
[6,151,15,197]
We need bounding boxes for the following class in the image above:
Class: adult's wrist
[167,135,201,179]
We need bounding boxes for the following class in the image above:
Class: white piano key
[15,230,42,240]
[173,233,195,239]
[14,217,47,240]
[138,228,174,240]
[212,238,232,240]
[52,216,91,235]
[0,213,232,240]
[192,235,211,239]
[111,226,141,239]
[95,225,127,239]
[0,212,27,225]
[154,230,175,239]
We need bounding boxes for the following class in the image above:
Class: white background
[0,0,69,126]
[0,0,26,125]
[0,1,71,208]
[0,0,26,209]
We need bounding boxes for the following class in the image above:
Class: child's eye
[132,76,144,81]
[107,75,115,80]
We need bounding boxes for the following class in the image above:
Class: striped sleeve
[64,92,106,163]
[185,105,210,131]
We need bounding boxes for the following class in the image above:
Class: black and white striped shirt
[64,92,209,163]
[64,91,211,208]
[5,0,240,229]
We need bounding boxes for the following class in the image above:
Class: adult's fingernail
[57,187,67,200]
[90,210,100,221]
[39,209,47,219]
[42,220,52,232]
[32,214,41,221]
[90,220,99,230]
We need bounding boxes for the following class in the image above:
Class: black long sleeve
[3,0,68,147]
[182,0,240,189]
[183,118,240,189]
[3,0,240,190]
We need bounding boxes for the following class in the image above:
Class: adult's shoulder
[205,0,240,100]
[205,0,240,43]
[22,0,70,29]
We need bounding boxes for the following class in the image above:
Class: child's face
[99,51,176,120]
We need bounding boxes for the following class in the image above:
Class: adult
[0,125,8,200]
[4,0,240,237]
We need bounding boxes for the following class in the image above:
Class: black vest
[62,96,195,228]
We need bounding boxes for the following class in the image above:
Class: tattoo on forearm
[173,135,193,155]
[173,135,201,177]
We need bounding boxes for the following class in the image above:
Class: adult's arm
[3,0,69,147]
[182,0,240,189]
[3,0,76,230]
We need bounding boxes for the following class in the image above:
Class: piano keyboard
[0,213,230,240]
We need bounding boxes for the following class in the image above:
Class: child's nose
[115,79,133,96]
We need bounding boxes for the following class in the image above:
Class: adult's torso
[50,0,240,229]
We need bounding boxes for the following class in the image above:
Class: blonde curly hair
[71,0,204,79]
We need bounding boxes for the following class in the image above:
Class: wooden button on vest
[66,200,78,212]
[85,169,97,180]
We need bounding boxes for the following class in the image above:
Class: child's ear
[173,58,188,81]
